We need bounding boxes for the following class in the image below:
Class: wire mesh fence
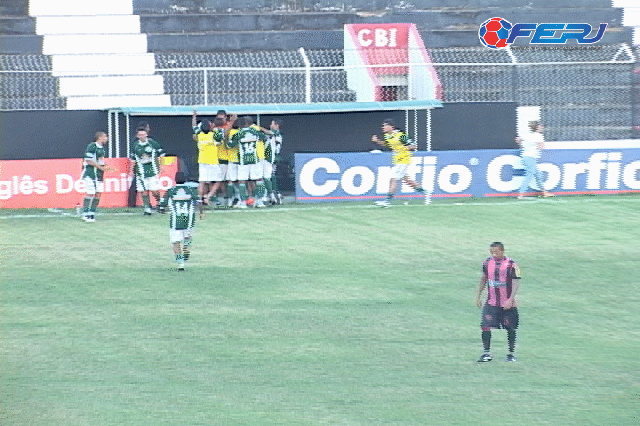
[0,45,637,140]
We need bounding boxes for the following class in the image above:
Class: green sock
[272,175,278,194]
[238,183,248,201]
[255,180,266,199]
[142,194,151,209]
[226,184,235,199]
[183,239,192,261]
[89,196,99,213]
[264,178,273,196]
[82,197,92,214]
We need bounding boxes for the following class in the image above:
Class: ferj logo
[479,17,607,49]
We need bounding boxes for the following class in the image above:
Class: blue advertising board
[295,149,640,202]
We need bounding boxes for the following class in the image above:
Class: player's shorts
[237,163,263,181]
[199,163,224,182]
[391,163,410,179]
[481,304,519,330]
[83,176,104,195]
[136,175,161,192]
[261,160,273,178]
[227,162,238,182]
[169,228,193,244]
[219,163,228,181]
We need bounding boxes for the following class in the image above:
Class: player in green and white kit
[158,172,200,271]
[228,116,267,208]
[80,131,115,222]
[262,119,282,205]
[130,128,166,215]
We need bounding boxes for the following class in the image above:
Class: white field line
[2,196,640,220]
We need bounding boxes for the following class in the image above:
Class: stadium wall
[0,103,516,192]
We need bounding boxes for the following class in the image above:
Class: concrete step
[51,53,156,77]
[35,15,141,35]
[59,75,165,96]
[0,17,36,35]
[29,0,133,16]
[43,34,147,55]
[138,9,623,33]
[132,0,615,13]
[65,94,171,110]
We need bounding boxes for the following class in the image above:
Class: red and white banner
[0,157,178,208]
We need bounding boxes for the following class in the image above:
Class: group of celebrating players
[192,110,284,210]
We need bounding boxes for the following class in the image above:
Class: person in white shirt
[515,121,553,199]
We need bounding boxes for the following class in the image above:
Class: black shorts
[481,304,519,330]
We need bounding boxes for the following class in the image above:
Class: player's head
[216,110,227,119]
[135,128,148,140]
[94,131,108,145]
[136,121,151,133]
[528,120,542,133]
[242,115,254,127]
[382,118,396,133]
[200,119,211,134]
[270,119,282,130]
[213,117,225,128]
[175,172,187,184]
[489,242,505,259]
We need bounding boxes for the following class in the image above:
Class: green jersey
[159,184,199,230]
[264,130,282,164]
[81,142,107,180]
[130,138,165,178]
[228,127,266,166]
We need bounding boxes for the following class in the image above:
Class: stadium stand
[0,0,638,141]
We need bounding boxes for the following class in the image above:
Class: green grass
[1,196,639,426]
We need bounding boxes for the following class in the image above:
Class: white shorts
[238,163,263,181]
[391,163,410,180]
[199,163,224,182]
[83,177,104,195]
[136,175,161,192]
[219,163,228,181]
[261,160,273,178]
[169,228,193,244]
[227,163,238,182]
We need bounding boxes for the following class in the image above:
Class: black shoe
[143,211,153,216]
[477,353,493,362]
[505,354,517,362]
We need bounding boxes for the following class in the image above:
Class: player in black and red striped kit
[476,242,521,362]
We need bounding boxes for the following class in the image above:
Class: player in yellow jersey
[371,118,431,207]
[226,120,243,207]
[192,111,221,206]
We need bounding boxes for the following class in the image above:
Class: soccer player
[80,131,115,222]
[228,116,267,208]
[371,118,430,207]
[130,128,166,215]
[158,171,199,271]
[516,120,553,199]
[262,119,282,205]
[476,242,521,362]
[192,111,222,206]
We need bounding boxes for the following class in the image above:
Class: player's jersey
[226,129,240,163]
[81,142,106,180]
[482,256,521,307]
[130,139,165,178]
[264,130,282,163]
[213,127,229,162]
[252,125,265,160]
[229,127,265,166]
[383,130,413,165]
[159,184,199,230]
[193,126,218,165]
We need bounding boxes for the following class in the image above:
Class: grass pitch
[1,196,639,425]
